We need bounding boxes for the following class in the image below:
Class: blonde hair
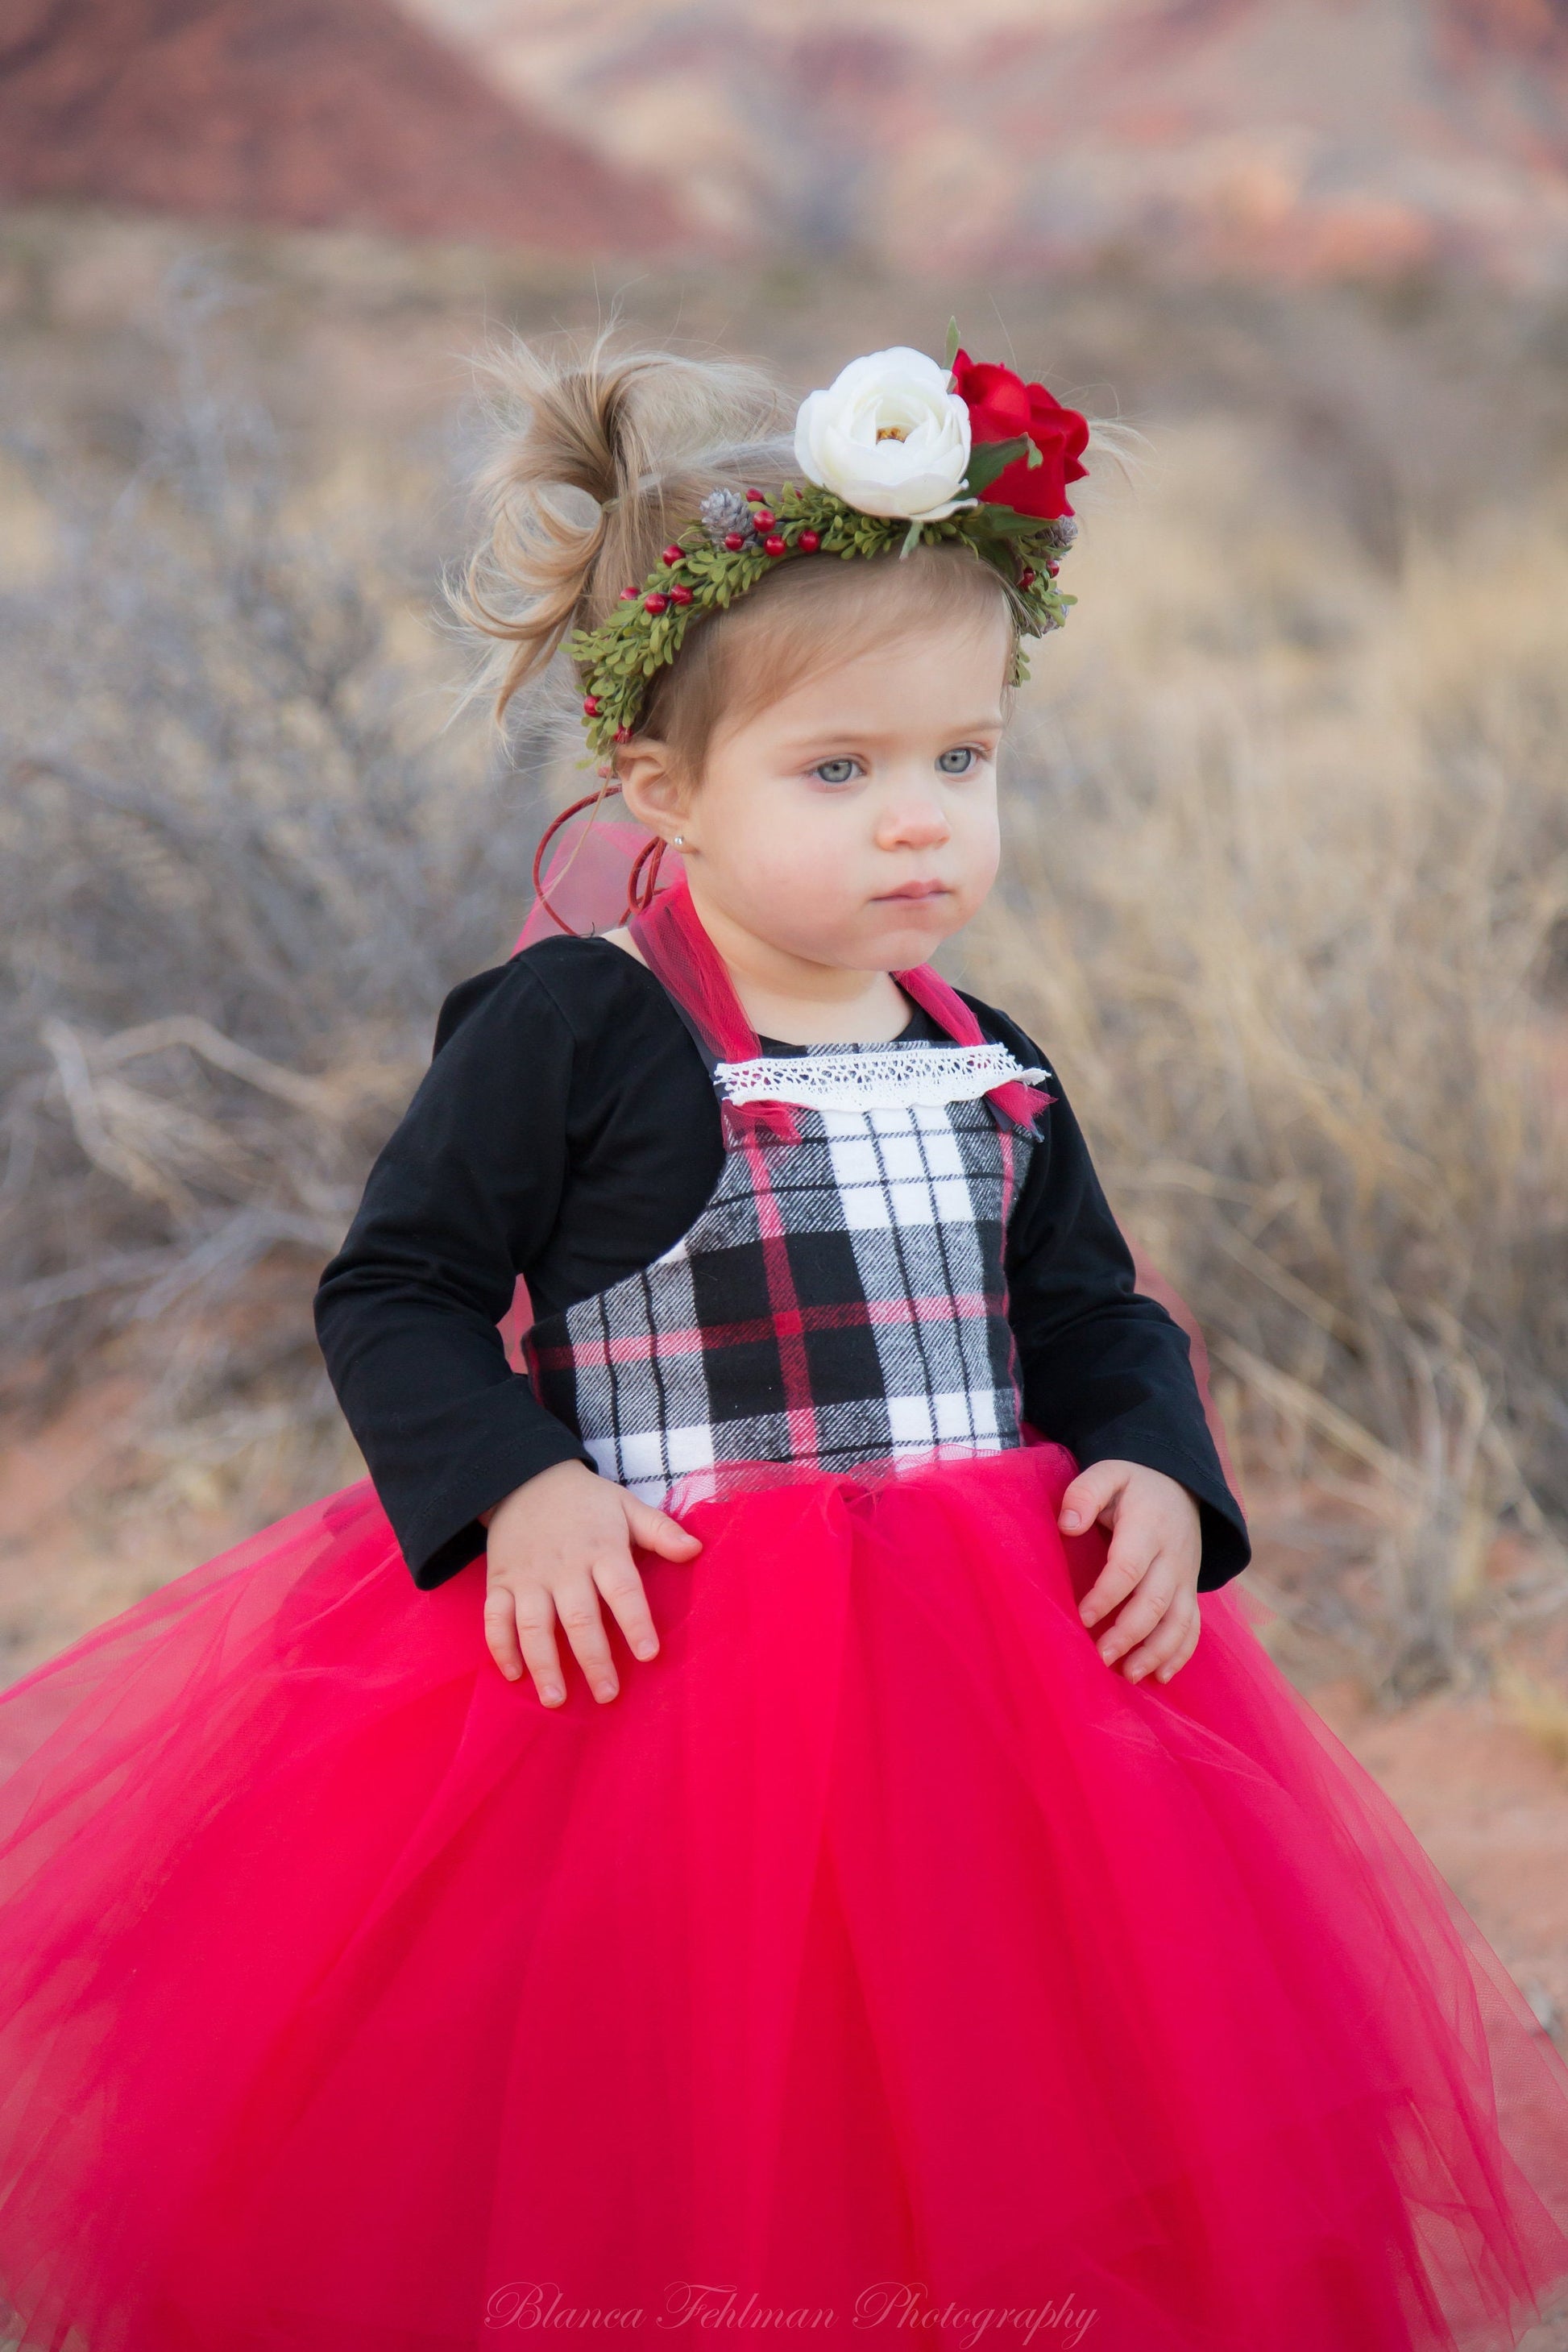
[447,325,1085,782]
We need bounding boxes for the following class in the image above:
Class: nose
[875,791,951,852]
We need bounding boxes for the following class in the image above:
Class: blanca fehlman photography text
[483,2281,1100,2344]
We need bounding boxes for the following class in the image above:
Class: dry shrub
[0,263,545,1504]
[966,414,1568,1695]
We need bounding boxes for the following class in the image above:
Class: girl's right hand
[479,1459,702,1706]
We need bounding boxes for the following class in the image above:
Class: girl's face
[620,604,1011,978]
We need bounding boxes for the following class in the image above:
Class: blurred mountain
[402,0,1568,283]
[0,0,690,252]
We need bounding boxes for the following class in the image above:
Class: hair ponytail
[446,326,788,731]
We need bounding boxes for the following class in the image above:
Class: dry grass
[964,415,1568,1695]
[0,257,549,1501]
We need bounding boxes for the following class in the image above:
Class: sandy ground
[4,1383,1568,2342]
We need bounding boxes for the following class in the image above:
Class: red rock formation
[0,0,693,252]
[417,0,1568,284]
[1441,0,1568,68]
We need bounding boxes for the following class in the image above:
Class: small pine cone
[700,487,757,550]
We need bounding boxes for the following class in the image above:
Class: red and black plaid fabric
[523,1044,1039,1505]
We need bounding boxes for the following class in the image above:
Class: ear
[616,740,691,841]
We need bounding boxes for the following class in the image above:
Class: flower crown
[570,325,1089,757]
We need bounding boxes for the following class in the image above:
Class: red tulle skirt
[2,1441,1567,2352]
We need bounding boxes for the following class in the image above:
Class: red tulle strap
[628,873,798,1141]
[892,962,1053,1132]
[628,871,757,1064]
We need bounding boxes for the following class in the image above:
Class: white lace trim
[714,1042,1050,1111]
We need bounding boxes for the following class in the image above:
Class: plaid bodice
[522,1018,1050,1508]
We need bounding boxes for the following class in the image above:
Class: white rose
[793,346,973,522]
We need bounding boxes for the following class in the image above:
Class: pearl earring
[672,834,685,849]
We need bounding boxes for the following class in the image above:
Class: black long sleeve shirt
[314,935,1250,1593]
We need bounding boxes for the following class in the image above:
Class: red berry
[615,724,632,744]
[763,534,787,558]
[798,529,820,553]
[723,532,746,553]
[1018,568,1035,591]
[751,508,776,531]
[620,585,639,601]
[662,543,685,566]
[583,694,600,716]
[745,487,765,500]
[670,582,694,605]
[1046,560,1060,576]
[644,591,670,614]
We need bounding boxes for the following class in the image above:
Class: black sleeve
[981,1006,1251,1591]
[313,959,595,1591]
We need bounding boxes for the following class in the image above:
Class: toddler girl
[1,328,1566,2352]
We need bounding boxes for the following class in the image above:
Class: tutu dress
[2,869,1568,2352]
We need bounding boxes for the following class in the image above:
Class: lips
[875,881,950,902]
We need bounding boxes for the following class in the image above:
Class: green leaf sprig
[570,477,1076,756]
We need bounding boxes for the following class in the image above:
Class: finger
[1076,1508,1160,1628]
[1059,1461,1126,1537]
[1093,1566,1177,1665]
[1085,1496,1173,1623]
[554,1575,622,1703]
[510,1586,568,1707]
[483,1584,525,1684]
[1076,1549,1143,1631]
[1154,1612,1204,1684]
[592,1553,662,1664]
[1119,1598,1197,1682]
[623,1494,703,1561]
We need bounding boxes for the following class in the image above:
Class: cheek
[978,815,1003,889]
[951,789,1002,892]
[703,779,862,894]
[736,831,867,933]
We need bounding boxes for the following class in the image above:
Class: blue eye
[813,757,860,785]
[936,746,977,776]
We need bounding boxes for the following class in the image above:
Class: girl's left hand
[1058,1460,1204,1685]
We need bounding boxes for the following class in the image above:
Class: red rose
[951,349,1089,519]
